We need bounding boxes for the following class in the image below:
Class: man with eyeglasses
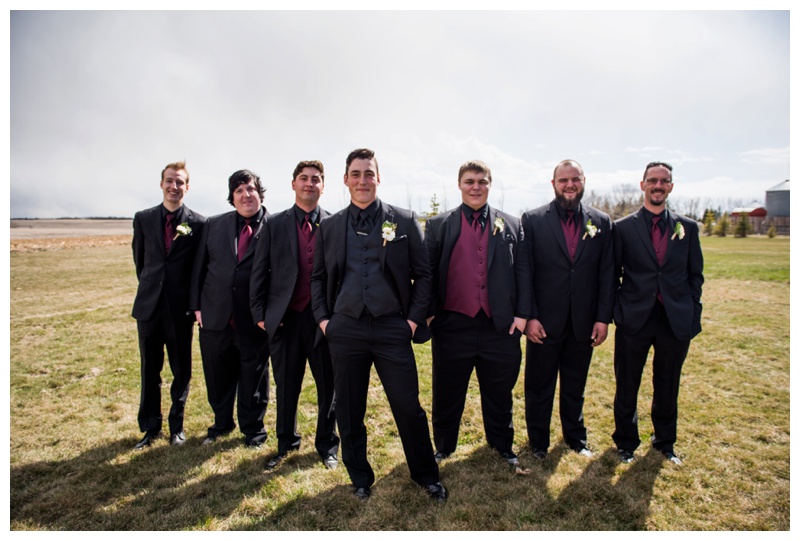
[611,162,704,466]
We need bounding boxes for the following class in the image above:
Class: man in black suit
[189,170,270,448]
[425,160,530,467]
[310,148,446,501]
[131,161,206,449]
[250,160,339,470]
[612,161,703,465]
[521,159,614,461]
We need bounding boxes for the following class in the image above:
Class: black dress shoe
[169,431,186,446]
[353,486,371,500]
[134,430,160,450]
[424,482,448,502]
[618,448,635,463]
[531,448,547,461]
[434,451,450,464]
[245,439,263,449]
[322,454,338,469]
[498,450,519,466]
[661,450,683,466]
[265,452,287,471]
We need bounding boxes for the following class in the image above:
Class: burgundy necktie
[565,211,577,261]
[472,211,481,233]
[651,216,666,303]
[237,218,252,262]
[303,214,313,242]
[164,213,175,253]
[651,216,666,265]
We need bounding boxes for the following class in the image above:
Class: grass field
[9,235,790,531]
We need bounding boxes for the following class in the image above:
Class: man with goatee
[612,161,703,465]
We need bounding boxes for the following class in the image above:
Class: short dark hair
[161,161,188,182]
[345,148,379,175]
[458,160,492,183]
[643,161,673,180]
[292,160,325,181]
[227,169,265,206]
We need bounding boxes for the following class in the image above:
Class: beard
[555,188,584,211]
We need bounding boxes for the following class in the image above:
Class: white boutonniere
[382,220,397,246]
[493,216,505,236]
[582,219,599,240]
[672,222,685,240]
[173,222,192,240]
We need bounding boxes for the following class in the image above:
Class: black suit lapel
[487,206,499,268]
[546,202,572,262]
[154,207,168,258]
[228,212,239,262]
[573,207,590,263]
[634,208,659,265]
[284,210,299,264]
[662,210,677,266]
[378,202,393,270]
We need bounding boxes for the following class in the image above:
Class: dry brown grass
[9,235,790,530]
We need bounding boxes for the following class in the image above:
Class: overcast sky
[9,9,790,218]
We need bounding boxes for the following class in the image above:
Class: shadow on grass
[11,436,666,530]
[11,434,269,530]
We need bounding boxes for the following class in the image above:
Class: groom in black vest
[310,148,446,502]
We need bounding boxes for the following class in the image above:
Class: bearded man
[520,159,614,460]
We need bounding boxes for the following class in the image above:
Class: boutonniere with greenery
[493,216,505,236]
[173,222,192,240]
[671,222,685,240]
[582,219,599,240]
[382,220,397,246]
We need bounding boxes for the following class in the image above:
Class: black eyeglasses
[644,178,673,186]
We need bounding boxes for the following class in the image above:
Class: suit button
[307,246,312,252]
[364,285,368,290]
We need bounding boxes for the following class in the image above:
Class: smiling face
[459,169,491,210]
[160,168,189,210]
[641,164,674,211]
[344,158,380,208]
[232,180,262,218]
[292,166,324,211]
[552,162,585,211]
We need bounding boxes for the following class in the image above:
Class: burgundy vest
[287,220,316,312]
[443,212,491,318]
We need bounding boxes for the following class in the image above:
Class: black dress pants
[136,307,194,435]
[325,312,439,489]
[525,330,594,452]
[270,305,339,457]
[613,302,691,453]
[199,324,269,444]
[431,310,521,455]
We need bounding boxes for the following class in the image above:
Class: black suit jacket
[189,209,268,332]
[613,208,704,341]
[131,204,206,321]
[249,206,331,338]
[521,202,614,341]
[310,200,432,343]
[425,206,532,333]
